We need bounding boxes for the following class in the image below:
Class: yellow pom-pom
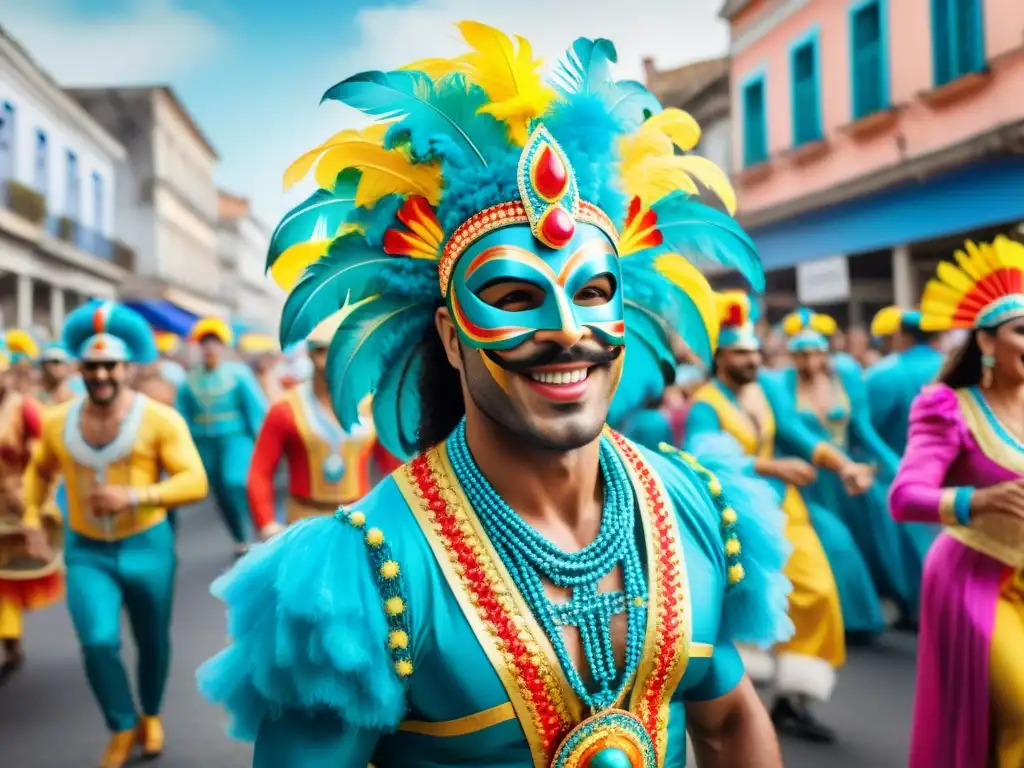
[707,477,722,496]
[389,629,409,650]
[366,528,385,547]
[348,511,366,527]
[728,563,745,585]
[380,560,400,579]
[394,659,414,677]
[721,507,737,525]
[385,596,405,616]
[725,537,741,556]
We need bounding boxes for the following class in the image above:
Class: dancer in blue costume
[197,22,793,768]
[686,292,875,743]
[177,318,266,555]
[774,309,906,636]
[22,302,209,768]
[865,306,944,624]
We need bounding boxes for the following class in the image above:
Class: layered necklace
[447,422,648,711]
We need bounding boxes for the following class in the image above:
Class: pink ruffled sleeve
[889,384,972,525]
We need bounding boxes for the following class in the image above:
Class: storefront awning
[125,300,197,336]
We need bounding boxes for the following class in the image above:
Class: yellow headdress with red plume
[919,236,1024,331]
[715,291,759,351]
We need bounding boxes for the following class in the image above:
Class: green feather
[326,298,434,429]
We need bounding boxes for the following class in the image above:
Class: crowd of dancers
[1,18,1022,768]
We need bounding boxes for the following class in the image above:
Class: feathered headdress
[919,236,1024,331]
[267,21,762,458]
[5,329,39,364]
[715,291,760,351]
[189,317,234,346]
[870,306,924,338]
[63,301,159,364]
[781,307,836,353]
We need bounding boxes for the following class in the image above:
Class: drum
[0,507,64,582]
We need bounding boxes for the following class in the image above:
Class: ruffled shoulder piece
[196,510,410,741]
[655,434,794,650]
[911,383,965,432]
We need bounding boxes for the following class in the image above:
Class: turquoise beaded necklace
[447,421,648,712]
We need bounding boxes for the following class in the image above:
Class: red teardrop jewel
[533,145,568,200]
[540,207,575,248]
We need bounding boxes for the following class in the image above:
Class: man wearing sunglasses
[21,301,208,768]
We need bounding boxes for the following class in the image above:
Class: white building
[68,85,225,328]
[217,190,283,332]
[0,26,130,337]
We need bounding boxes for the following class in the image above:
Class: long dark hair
[415,313,466,451]
[939,330,986,389]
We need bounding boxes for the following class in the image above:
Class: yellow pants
[773,485,845,700]
[0,596,21,640]
[990,572,1024,767]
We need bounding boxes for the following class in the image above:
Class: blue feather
[322,71,502,166]
[279,235,399,347]
[266,170,360,274]
[623,301,676,373]
[598,80,662,131]
[326,298,435,430]
[552,37,618,96]
[650,192,765,293]
[373,344,424,460]
[609,331,671,425]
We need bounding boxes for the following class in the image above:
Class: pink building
[720,0,1024,325]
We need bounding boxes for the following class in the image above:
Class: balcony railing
[0,179,136,269]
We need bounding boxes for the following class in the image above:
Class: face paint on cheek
[479,349,510,393]
[608,349,625,397]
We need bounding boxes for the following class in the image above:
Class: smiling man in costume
[198,23,792,768]
[37,341,86,406]
[177,318,266,555]
[247,312,377,539]
[22,301,209,768]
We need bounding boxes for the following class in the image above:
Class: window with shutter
[851,0,887,119]
[932,0,985,87]
[791,37,821,146]
[742,77,768,167]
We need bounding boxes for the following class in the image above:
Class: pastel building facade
[722,0,1024,324]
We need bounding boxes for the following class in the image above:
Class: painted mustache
[485,344,622,374]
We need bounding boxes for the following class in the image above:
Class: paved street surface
[2,501,917,767]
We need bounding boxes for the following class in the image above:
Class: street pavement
[1,501,917,767]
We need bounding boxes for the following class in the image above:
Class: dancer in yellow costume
[22,301,209,768]
[685,292,875,743]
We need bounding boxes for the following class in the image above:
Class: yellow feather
[620,156,700,207]
[668,155,737,214]
[935,261,973,293]
[310,141,443,206]
[810,313,837,336]
[455,20,556,145]
[285,124,391,190]
[638,108,702,152]
[270,241,330,291]
[5,329,38,358]
[870,306,903,337]
[654,253,720,349]
[400,55,472,80]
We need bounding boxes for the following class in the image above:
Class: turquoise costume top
[198,21,790,768]
[158,359,187,390]
[866,345,944,456]
[176,361,266,440]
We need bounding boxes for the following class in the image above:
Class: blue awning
[748,156,1024,271]
[125,300,197,336]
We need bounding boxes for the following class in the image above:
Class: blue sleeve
[683,401,721,439]
[685,641,745,702]
[175,382,195,432]
[838,359,900,478]
[235,364,269,439]
[254,709,378,768]
[759,371,824,461]
[196,511,408,742]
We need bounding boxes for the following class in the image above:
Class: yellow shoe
[138,715,165,757]
[100,729,137,768]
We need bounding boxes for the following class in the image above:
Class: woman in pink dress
[890,235,1024,768]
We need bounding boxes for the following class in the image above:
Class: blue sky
[0,0,728,226]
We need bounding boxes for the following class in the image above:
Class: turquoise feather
[326,298,435,430]
[623,301,676,374]
[266,170,359,274]
[552,37,618,96]
[278,235,398,347]
[373,344,424,460]
[609,332,671,425]
[600,80,662,130]
[322,71,503,166]
[650,192,765,293]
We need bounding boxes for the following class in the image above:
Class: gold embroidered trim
[397,702,516,737]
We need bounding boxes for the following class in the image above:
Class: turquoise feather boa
[196,517,406,741]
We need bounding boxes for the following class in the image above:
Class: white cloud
[264,0,729,222]
[0,0,222,83]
